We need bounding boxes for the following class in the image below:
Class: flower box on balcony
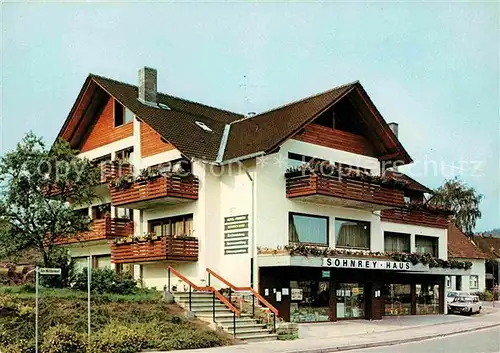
[55,216,134,245]
[109,174,199,209]
[111,236,199,264]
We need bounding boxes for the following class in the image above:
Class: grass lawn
[0,285,233,353]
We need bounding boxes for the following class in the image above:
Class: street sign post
[35,267,61,353]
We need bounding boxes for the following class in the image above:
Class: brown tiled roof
[90,75,244,160]
[60,75,413,164]
[473,235,500,258]
[448,224,488,259]
[384,171,433,193]
[223,83,357,160]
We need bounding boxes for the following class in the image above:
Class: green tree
[430,178,482,236]
[0,133,101,268]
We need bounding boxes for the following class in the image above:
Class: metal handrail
[167,266,240,336]
[206,268,279,332]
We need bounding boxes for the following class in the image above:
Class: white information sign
[322,258,412,271]
[39,268,62,275]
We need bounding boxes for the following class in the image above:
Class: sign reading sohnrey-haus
[322,257,412,271]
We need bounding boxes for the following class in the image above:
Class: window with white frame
[469,275,479,289]
[415,235,439,257]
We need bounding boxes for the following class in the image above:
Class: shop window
[149,214,194,237]
[336,283,365,319]
[469,275,479,289]
[290,280,330,322]
[416,284,440,315]
[335,218,370,250]
[383,284,411,316]
[415,235,438,257]
[384,232,410,253]
[114,99,134,127]
[91,203,111,220]
[289,213,328,245]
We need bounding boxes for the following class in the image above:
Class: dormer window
[114,99,134,127]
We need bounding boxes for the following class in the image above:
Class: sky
[1,2,499,231]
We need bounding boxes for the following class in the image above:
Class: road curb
[286,322,500,353]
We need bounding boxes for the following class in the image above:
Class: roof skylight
[195,121,213,132]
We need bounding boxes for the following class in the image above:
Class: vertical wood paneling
[140,122,175,157]
[293,124,375,157]
[80,98,133,152]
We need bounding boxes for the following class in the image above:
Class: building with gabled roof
[54,67,468,334]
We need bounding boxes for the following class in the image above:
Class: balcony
[109,174,199,209]
[381,208,451,229]
[100,161,133,183]
[111,236,199,264]
[286,173,405,210]
[55,216,134,245]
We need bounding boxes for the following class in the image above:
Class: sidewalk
[155,308,500,353]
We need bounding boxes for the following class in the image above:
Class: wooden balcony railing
[100,161,133,183]
[55,217,134,244]
[111,236,199,264]
[286,173,405,209]
[109,174,199,208]
[381,208,451,229]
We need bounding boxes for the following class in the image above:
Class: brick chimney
[138,67,157,105]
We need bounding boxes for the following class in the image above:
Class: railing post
[252,293,255,316]
[233,311,236,337]
[208,272,211,286]
[273,312,276,333]
[189,285,192,311]
[167,267,171,292]
[229,288,232,304]
[212,291,216,322]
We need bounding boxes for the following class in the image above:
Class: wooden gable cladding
[80,97,133,152]
[140,121,175,157]
[293,123,376,157]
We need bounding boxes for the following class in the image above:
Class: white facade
[447,259,486,293]
[68,117,456,291]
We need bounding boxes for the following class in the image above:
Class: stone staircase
[173,291,277,342]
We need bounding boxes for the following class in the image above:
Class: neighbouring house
[447,224,488,293]
[53,67,471,326]
[473,234,500,291]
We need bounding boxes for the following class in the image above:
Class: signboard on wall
[322,257,413,271]
[224,214,249,255]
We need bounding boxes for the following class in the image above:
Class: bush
[87,324,147,353]
[473,290,494,301]
[73,268,136,294]
[2,339,35,353]
[40,325,86,353]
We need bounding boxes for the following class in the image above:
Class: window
[415,235,438,257]
[149,214,194,237]
[335,218,370,250]
[446,276,451,288]
[287,153,325,169]
[114,99,134,126]
[289,213,328,245]
[91,203,111,220]
[116,207,133,221]
[469,275,479,289]
[115,147,134,163]
[73,257,89,273]
[74,208,89,218]
[384,232,410,253]
[94,255,111,269]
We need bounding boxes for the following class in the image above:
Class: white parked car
[448,295,481,315]
[446,290,470,304]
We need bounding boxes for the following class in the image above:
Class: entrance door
[336,283,365,319]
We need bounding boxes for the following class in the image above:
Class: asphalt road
[349,326,500,353]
